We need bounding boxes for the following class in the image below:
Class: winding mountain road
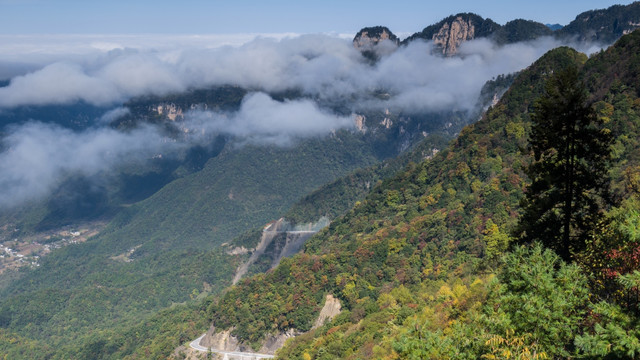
[189,334,275,359]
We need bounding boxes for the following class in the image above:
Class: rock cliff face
[199,294,341,355]
[413,15,553,55]
[402,13,499,56]
[353,26,399,61]
[199,325,300,355]
[356,3,640,58]
[231,218,328,284]
[312,294,342,329]
[432,16,477,55]
[152,103,185,121]
[200,327,242,352]
[353,26,399,49]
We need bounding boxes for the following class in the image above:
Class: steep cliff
[231,218,327,284]
[353,26,399,49]
[402,13,500,56]
[352,26,399,61]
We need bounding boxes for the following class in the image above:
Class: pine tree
[515,64,612,261]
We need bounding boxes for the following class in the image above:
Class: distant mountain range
[546,23,563,31]
[354,1,640,56]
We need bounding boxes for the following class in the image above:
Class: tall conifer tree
[515,64,612,261]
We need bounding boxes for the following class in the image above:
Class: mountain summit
[352,26,399,49]
[402,13,500,55]
[352,26,399,61]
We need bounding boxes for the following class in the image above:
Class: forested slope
[0,79,474,360]
[205,31,640,359]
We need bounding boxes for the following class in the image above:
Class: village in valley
[0,223,104,274]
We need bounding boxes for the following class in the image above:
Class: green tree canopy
[515,64,612,261]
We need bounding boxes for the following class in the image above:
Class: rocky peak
[402,13,500,56]
[432,16,477,55]
[353,26,399,61]
[353,26,399,49]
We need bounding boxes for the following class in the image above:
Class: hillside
[201,31,640,359]
[204,43,586,352]
[0,132,376,347]
[492,19,553,45]
[558,1,640,43]
[1,5,639,360]
[0,86,249,238]
[0,87,479,356]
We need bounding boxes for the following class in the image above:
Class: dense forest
[206,31,640,359]
[1,3,640,360]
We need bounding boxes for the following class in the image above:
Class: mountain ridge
[354,2,640,56]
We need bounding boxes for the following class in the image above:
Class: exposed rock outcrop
[152,103,184,121]
[356,3,640,58]
[225,245,250,255]
[432,16,476,55]
[402,13,499,56]
[354,114,366,133]
[258,329,299,354]
[353,26,399,49]
[198,325,300,355]
[197,295,341,355]
[200,327,243,352]
[232,218,328,284]
[312,294,342,329]
[353,26,399,60]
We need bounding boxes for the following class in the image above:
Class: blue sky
[0,0,635,35]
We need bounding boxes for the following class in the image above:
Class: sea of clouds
[0,33,604,207]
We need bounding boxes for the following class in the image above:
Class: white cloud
[0,31,609,132]
[98,107,130,125]
[0,33,603,112]
[187,92,354,146]
[0,92,354,208]
[0,122,171,208]
[97,52,185,98]
[0,32,610,208]
[0,62,120,106]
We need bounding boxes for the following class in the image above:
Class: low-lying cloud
[0,122,170,208]
[188,92,354,146]
[0,34,601,111]
[0,33,608,208]
[1,62,122,107]
[0,92,354,208]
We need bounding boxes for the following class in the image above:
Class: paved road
[189,334,275,359]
